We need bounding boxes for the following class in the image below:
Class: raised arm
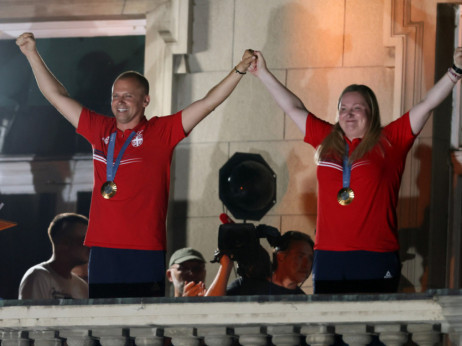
[249,51,309,135]
[16,33,83,128]
[181,49,256,134]
[409,47,462,134]
[204,254,233,297]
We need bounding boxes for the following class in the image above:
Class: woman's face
[338,91,371,140]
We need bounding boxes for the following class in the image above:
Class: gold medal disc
[337,187,354,206]
[101,181,117,199]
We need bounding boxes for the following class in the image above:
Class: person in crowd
[248,48,462,293]
[16,32,256,298]
[166,248,206,297]
[19,213,89,299]
[206,231,314,296]
[225,244,273,295]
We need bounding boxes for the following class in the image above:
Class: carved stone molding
[144,0,191,118]
[383,0,424,118]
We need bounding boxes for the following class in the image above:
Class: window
[0,19,146,156]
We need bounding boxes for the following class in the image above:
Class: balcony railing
[1,289,462,346]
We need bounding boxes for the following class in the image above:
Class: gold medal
[101,181,117,199]
[337,187,354,206]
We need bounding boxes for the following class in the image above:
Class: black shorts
[312,250,401,294]
[88,247,166,299]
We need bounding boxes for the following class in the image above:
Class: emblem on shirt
[131,131,144,147]
[102,136,110,145]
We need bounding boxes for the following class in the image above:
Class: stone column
[375,324,409,346]
[92,328,130,346]
[235,326,269,346]
[29,330,64,346]
[407,324,441,346]
[165,327,201,346]
[268,325,301,346]
[439,295,462,346]
[129,327,164,346]
[197,327,235,346]
[302,325,335,346]
[336,324,373,346]
[60,329,97,346]
[1,331,32,346]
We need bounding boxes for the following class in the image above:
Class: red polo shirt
[77,108,186,251]
[304,112,417,252]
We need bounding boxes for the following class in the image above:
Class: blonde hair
[114,71,149,95]
[315,84,382,164]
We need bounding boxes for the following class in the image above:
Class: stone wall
[170,0,402,293]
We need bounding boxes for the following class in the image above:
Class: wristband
[448,68,462,83]
[234,66,246,75]
[453,64,462,75]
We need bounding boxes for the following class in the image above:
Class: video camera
[214,223,281,264]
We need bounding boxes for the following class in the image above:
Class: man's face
[67,223,90,266]
[111,77,150,129]
[167,260,206,296]
[277,241,314,285]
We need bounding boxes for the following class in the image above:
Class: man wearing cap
[167,248,206,297]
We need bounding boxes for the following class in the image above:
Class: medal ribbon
[342,143,352,189]
[106,131,136,182]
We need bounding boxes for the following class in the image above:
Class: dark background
[0,35,144,299]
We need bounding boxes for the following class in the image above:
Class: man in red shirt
[17,32,255,298]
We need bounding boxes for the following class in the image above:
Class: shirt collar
[344,136,362,152]
[114,115,147,136]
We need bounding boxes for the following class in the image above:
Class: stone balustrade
[1,289,462,346]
